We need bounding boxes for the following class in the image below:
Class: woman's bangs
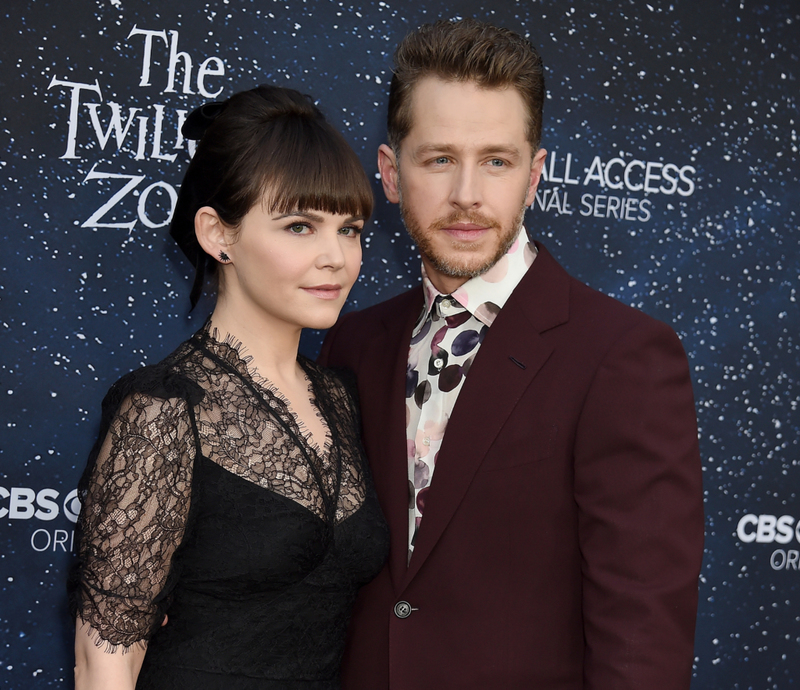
[261,120,373,219]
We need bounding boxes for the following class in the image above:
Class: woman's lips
[301,284,342,300]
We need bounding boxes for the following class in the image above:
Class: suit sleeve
[573,318,704,689]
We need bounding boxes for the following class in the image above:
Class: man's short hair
[387,18,545,152]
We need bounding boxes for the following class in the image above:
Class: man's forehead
[405,77,528,132]
[402,79,531,157]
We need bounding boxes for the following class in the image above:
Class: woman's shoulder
[103,337,206,412]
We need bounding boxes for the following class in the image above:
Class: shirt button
[394,601,413,619]
[433,357,444,370]
[423,436,430,446]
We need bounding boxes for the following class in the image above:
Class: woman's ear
[195,206,231,263]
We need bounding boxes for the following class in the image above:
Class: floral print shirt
[405,226,538,559]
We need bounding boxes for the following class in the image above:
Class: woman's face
[220,202,364,332]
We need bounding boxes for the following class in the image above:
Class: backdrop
[1,1,798,688]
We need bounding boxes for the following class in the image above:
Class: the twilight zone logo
[736,514,800,571]
[47,25,227,233]
[535,151,696,222]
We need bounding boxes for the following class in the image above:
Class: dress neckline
[193,324,333,461]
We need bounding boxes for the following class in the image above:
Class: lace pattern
[69,327,370,649]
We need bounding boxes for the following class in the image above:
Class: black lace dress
[68,327,389,689]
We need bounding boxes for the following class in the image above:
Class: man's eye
[434,156,449,165]
[489,159,505,167]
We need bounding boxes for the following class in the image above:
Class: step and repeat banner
[1,0,798,687]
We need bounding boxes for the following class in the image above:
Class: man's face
[378,77,546,294]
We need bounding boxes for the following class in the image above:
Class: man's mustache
[428,211,501,232]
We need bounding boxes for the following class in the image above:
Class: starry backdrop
[1,1,798,688]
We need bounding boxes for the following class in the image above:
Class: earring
[219,251,230,263]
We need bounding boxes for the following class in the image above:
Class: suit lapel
[403,244,571,586]
[357,290,422,592]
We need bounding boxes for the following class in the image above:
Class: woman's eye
[288,223,312,234]
[339,225,363,237]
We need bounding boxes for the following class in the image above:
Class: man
[320,18,704,690]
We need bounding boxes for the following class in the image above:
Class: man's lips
[301,284,343,300]
[440,223,491,241]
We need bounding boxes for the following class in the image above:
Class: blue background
[1,1,798,687]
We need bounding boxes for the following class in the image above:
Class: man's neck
[421,258,470,295]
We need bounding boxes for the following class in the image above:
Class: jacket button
[394,601,413,619]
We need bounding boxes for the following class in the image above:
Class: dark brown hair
[387,18,545,151]
[171,84,373,307]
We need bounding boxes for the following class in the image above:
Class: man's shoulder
[570,273,652,323]
[320,286,423,367]
[531,243,677,340]
[338,286,422,333]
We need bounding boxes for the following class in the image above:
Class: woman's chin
[300,310,345,332]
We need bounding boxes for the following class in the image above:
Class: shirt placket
[409,296,467,558]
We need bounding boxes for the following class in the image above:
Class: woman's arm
[74,620,146,690]
[70,386,195,686]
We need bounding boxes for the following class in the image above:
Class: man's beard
[399,190,528,280]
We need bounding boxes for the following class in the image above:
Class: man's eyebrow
[411,143,524,159]
[477,144,523,159]
[412,143,458,156]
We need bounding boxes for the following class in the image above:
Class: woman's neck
[208,297,302,388]
[208,295,329,448]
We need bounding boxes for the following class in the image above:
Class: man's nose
[448,164,482,210]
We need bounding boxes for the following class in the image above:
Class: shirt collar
[413,225,537,335]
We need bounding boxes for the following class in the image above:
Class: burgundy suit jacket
[320,243,704,690]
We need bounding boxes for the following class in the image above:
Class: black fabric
[68,326,389,688]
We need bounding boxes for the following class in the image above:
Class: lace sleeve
[70,387,196,650]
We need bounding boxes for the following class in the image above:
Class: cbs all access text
[1,486,80,553]
[737,514,800,571]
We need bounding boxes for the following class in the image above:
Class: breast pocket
[479,420,559,472]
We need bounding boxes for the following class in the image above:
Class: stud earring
[219,251,230,263]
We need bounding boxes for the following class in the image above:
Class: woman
[69,84,389,689]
